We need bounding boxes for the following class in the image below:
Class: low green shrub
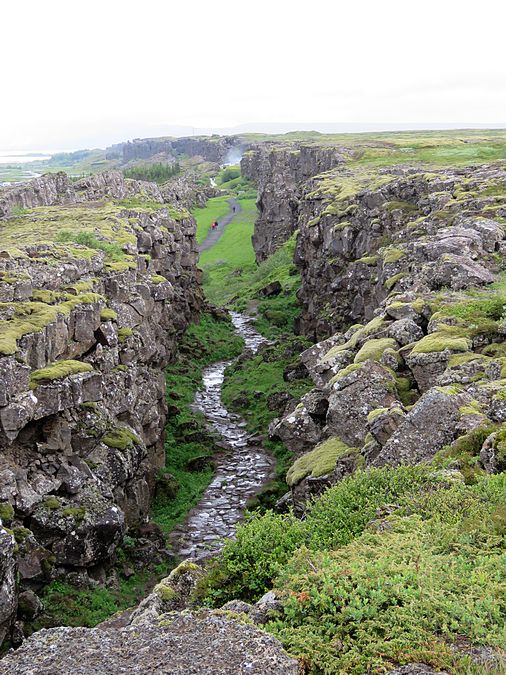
[200,466,437,604]
[200,470,506,673]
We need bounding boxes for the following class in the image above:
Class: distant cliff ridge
[106,135,243,165]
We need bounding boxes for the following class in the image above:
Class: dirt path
[198,197,241,252]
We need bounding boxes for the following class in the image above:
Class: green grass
[215,165,257,198]
[151,313,244,533]
[193,195,233,243]
[33,562,168,630]
[197,469,506,674]
[200,198,256,265]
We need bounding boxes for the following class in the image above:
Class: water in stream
[170,312,275,560]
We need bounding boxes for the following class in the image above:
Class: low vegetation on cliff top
[198,467,506,674]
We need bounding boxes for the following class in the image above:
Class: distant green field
[240,128,506,168]
[199,198,257,303]
[193,195,232,243]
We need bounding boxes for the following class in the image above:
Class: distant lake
[0,151,53,165]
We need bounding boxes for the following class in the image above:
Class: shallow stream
[170,312,275,560]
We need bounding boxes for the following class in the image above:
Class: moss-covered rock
[101,427,141,450]
[354,338,398,364]
[286,437,358,487]
[30,360,94,388]
[0,502,14,524]
[100,308,118,321]
[411,332,471,354]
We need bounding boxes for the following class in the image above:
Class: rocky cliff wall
[107,135,242,166]
[161,171,218,209]
[241,143,353,262]
[0,173,203,645]
[171,136,241,163]
[269,163,506,514]
[0,171,163,219]
[296,164,506,338]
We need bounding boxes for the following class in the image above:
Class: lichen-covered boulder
[29,493,125,567]
[372,387,470,466]
[1,611,299,674]
[129,560,203,624]
[327,361,398,446]
[480,428,506,474]
[269,402,325,455]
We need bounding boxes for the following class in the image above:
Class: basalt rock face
[109,135,242,166]
[0,173,203,645]
[295,164,506,339]
[161,171,218,209]
[269,163,506,514]
[0,170,163,219]
[241,143,353,262]
[172,136,242,164]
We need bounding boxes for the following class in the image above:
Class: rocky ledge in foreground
[0,562,299,675]
[0,613,298,675]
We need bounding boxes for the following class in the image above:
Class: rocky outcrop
[241,143,353,262]
[0,170,163,219]
[270,163,506,513]
[172,136,242,164]
[1,613,299,674]
[296,164,506,339]
[121,138,174,162]
[161,171,218,209]
[1,561,298,674]
[107,135,243,166]
[0,172,203,645]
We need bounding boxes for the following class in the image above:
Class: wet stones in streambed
[170,313,274,560]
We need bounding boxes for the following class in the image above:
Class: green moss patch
[100,308,118,321]
[102,427,141,450]
[382,247,406,264]
[0,502,15,524]
[355,255,378,266]
[354,337,398,363]
[411,331,471,354]
[30,360,94,388]
[384,272,408,290]
[322,316,386,363]
[117,327,133,343]
[286,437,358,487]
[150,274,167,284]
[0,294,103,355]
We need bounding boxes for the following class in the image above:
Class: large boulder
[372,387,470,466]
[1,612,299,674]
[327,361,398,446]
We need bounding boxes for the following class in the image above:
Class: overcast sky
[2,0,506,150]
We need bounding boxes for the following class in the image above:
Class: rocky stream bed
[170,312,275,559]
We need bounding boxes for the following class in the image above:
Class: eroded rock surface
[267,161,506,513]
[1,612,298,675]
[0,172,203,644]
[241,143,353,262]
